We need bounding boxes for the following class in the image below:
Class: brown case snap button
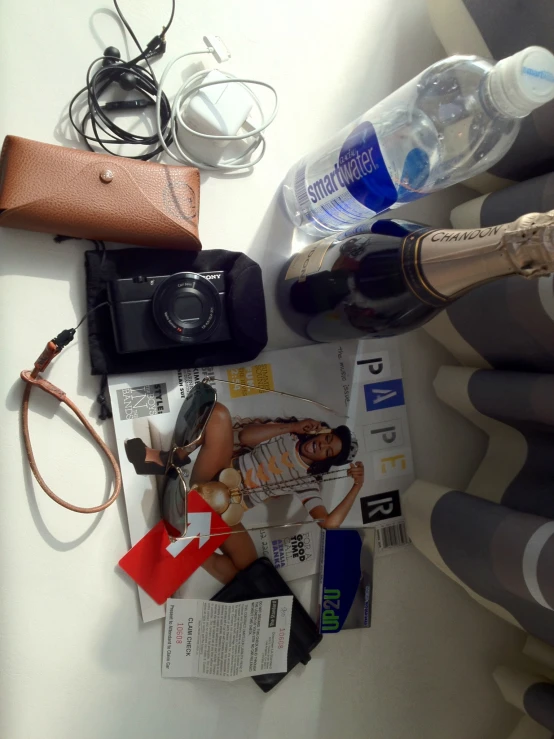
[99,169,114,183]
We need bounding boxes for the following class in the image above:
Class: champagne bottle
[276,213,554,343]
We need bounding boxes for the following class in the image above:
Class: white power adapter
[156,36,278,170]
[183,70,254,146]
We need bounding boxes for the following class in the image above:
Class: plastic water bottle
[283,47,554,236]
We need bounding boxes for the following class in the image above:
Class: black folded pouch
[212,557,322,692]
[85,247,268,376]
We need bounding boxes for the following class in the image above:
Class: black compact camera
[109,271,231,354]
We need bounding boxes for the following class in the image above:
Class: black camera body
[109,271,231,354]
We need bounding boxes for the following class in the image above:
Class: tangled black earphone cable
[68,0,176,160]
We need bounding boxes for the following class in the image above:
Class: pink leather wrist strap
[21,341,121,514]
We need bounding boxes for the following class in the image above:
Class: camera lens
[152,272,222,344]
[174,295,202,321]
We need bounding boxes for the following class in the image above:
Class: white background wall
[0,0,525,737]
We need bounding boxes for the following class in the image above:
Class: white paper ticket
[163,596,292,681]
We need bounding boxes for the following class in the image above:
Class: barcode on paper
[376,520,410,553]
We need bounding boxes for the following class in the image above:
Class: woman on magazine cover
[125,402,364,584]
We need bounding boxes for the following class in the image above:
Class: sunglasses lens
[160,471,187,536]
[174,382,216,448]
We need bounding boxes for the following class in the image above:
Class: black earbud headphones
[102,46,137,91]
[68,0,176,160]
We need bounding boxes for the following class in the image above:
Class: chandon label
[400,229,447,307]
[428,225,505,243]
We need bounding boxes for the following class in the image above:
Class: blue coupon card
[318,528,375,633]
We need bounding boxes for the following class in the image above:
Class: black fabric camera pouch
[84,247,267,376]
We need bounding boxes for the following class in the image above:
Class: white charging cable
[155,38,278,171]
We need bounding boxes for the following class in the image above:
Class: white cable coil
[156,49,278,171]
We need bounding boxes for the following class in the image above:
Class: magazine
[108,338,413,622]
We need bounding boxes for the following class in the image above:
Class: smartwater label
[296,121,397,230]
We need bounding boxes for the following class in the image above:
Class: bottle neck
[408,213,554,305]
[420,224,515,297]
[484,69,528,120]
[485,47,554,120]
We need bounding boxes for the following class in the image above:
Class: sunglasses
[159,380,218,539]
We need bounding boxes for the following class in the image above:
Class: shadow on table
[249,190,315,351]
[0,228,124,413]
[4,325,123,551]
[311,546,524,739]
[13,404,108,551]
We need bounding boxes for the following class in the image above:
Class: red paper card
[119,491,231,604]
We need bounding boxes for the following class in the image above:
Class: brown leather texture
[0,136,201,250]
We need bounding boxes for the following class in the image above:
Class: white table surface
[0,1,525,738]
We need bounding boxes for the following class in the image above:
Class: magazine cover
[108,338,412,622]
